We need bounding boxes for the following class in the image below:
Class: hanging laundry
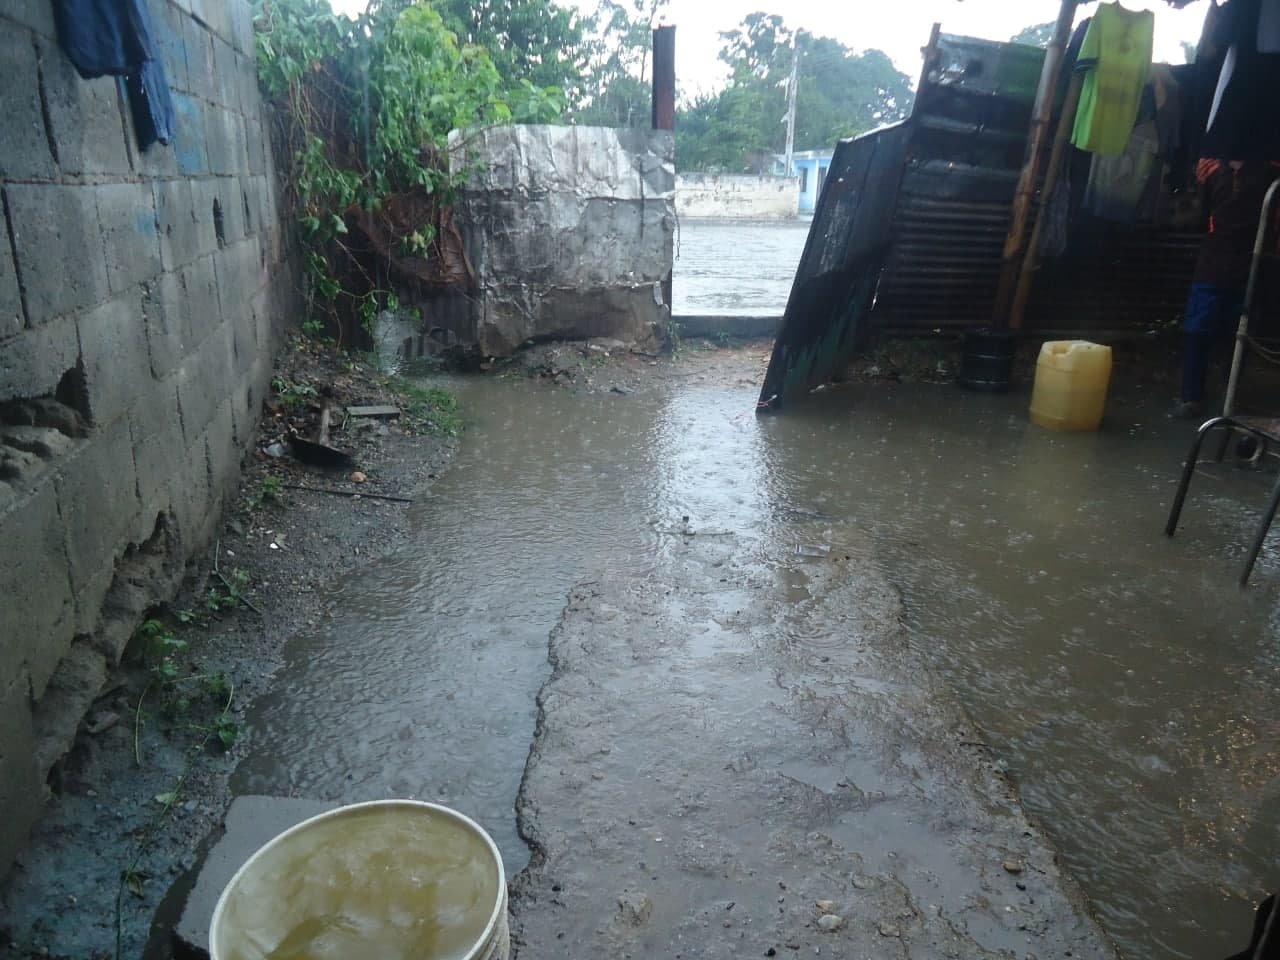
[52,0,175,149]
[1203,0,1280,159]
[1071,3,1155,156]
[1148,65,1182,158]
[1084,121,1160,221]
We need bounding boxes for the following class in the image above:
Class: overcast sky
[329,0,1209,96]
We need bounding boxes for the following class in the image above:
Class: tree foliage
[432,0,586,97]
[573,0,668,127]
[254,0,563,335]
[1010,22,1055,48]
[676,12,913,174]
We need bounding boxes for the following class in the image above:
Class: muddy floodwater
[234,354,1278,959]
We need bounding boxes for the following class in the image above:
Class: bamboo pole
[992,0,1080,328]
[1010,71,1084,328]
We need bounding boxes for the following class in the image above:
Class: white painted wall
[675,174,799,220]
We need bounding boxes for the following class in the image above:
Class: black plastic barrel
[958,328,1015,391]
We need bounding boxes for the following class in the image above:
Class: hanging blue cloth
[52,0,175,149]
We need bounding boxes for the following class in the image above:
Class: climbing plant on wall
[253,0,564,338]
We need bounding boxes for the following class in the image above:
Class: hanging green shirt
[1071,3,1155,156]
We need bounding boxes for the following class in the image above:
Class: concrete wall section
[451,126,675,357]
[675,174,799,220]
[0,0,296,876]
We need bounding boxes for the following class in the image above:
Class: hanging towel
[53,0,175,149]
[1071,3,1155,156]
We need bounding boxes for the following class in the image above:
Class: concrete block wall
[0,0,296,875]
[675,173,800,220]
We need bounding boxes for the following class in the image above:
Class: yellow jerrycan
[1029,340,1113,431]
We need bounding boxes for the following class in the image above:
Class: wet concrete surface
[228,348,1279,960]
[673,219,810,317]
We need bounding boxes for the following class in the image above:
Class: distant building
[789,151,833,213]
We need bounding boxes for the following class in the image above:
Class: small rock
[815,900,836,914]
[264,442,286,458]
[1016,881,1027,891]
[1002,860,1024,875]
[226,518,245,537]
[877,922,901,938]
[183,800,198,813]
[591,772,605,781]
[350,471,368,483]
[618,891,653,925]
[851,875,874,890]
[817,914,844,932]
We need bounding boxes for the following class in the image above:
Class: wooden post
[992,0,1079,328]
[652,26,675,131]
[1010,72,1084,328]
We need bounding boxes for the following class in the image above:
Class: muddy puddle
[232,361,1278,959]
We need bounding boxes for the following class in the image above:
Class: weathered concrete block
[236,51,261,118]
[228,0,255,55]
[155,179,202,272]
[5,184,109,326]
[176,322,234,441]
[77,292,153,427]
[143,270,190,379]
[212,35,240,112]
[37,42,131,177]
[150,0,191,95]
[0,32,56,180]
[0,483,76,699]
[95,183,162,294]
[55,417,141,603]
[0,313,79,404]
[204,395,239,502]
[191,0,234,42]
[30,640,108,777]
[0,675,42,880]
[205,105,248,177]
[0,0,57,38]
[167,424,213,546]
[456,126,675,356]
[183,15,216,93]
[244,112,266,177]
[0,218,24,337]
[191,179,230,256]
[183,253,222,347]
[130,378,185,517]
[171,92,209,176]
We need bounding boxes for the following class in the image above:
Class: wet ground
[672,218,810,317]
[226,346,1279,959]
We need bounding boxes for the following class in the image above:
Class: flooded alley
[231,349,1278,959]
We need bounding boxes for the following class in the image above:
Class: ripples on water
[235,371,1279,958]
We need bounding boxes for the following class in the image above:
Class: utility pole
[783,32,798,178]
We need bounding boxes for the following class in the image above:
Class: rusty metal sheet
[758,122,912,406]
